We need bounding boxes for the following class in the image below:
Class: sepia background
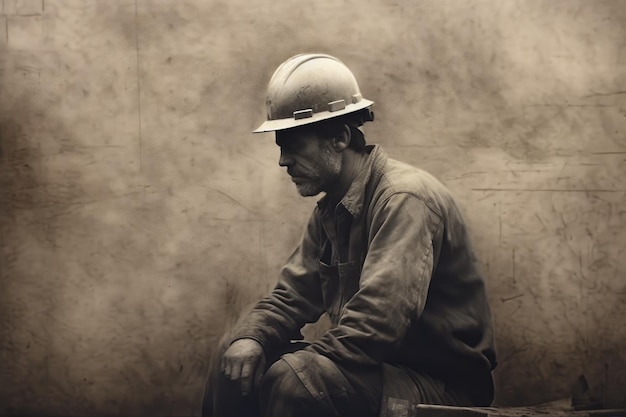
[1,0,625,415]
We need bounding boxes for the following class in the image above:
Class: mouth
[290,176,307,184]
[288,170,303,179]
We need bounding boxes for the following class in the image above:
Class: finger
[229,359,242,382]
[240,360,255,396]
[252,355,266,390]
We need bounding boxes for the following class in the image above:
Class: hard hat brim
[253,99,374,133]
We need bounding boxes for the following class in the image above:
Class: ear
[332,124,351,152]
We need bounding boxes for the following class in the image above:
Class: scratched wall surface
[0,0,624,415]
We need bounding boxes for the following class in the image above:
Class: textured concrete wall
[0,0,625,415]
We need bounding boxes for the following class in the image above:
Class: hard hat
[253,53,374,133]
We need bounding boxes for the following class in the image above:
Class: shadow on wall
[0,22,127,413]
[0,72,72,411]
[0,56,200,417]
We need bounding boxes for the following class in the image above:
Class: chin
[296,185,322,197]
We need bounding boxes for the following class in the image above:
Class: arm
[305,193,443,365]
[231,207,327,353]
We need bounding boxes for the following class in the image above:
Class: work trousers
[201,336,485,417]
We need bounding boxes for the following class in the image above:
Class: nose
[278,148,293,167]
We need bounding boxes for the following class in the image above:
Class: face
[275,127,342,197]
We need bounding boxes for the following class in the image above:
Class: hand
[221,338,266,396]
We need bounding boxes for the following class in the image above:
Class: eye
[280,138,306,154]
[276,129,312,152]
[290,139,307,152]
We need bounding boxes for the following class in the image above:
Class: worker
[202,53,497,417]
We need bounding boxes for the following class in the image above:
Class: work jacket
[233,145,497,402]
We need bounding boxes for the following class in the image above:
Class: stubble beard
[295,147,342,197]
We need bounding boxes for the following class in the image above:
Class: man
[202,53,497,417]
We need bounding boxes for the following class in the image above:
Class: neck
[325,150,366,207]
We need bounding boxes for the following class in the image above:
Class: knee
[260,357,303,396]
[259,352,356,416]
[260,351,348,401]
[263,357,291,380]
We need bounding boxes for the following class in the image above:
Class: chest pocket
[318,240,362,326]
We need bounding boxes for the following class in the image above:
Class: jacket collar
[317,145,388,219]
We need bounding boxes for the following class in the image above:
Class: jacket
[233,144,497,392]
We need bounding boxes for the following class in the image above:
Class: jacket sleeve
[231,208,326,353]
[304,192,443,365]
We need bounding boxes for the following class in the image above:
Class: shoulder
[372,157,453,218]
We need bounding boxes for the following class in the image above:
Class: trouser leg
[259,350,382,417]
[202,334,488,417]
[201,338,314,417]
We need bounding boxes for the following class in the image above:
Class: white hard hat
[253,54,374,133]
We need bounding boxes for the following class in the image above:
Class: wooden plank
[412,404,626,417]
[413,404,489,417]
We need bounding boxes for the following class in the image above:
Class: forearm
[232,210,326,351]
[232,280,324,351]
